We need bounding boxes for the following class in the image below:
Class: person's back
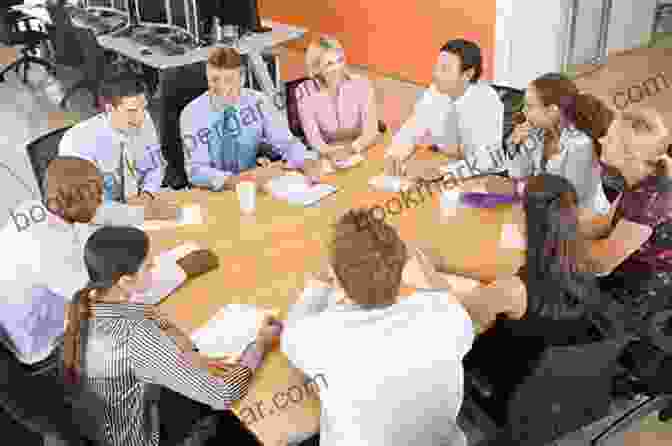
[284,290,472,446]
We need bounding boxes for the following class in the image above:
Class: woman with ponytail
[66,226,277,446]
[483,73,614,224]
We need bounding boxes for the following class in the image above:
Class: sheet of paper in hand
[190,304,261,357]
[265,174,339,206]
[439,144,507,180]
[368,174,413,192]
[571,47,672,129]
[140,204,203,231]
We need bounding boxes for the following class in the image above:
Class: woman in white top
[492,73,613,220]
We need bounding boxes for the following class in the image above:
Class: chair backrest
[285,76,314,141]
[506,337,627,446]
[490,84,525,147]
[158,62,208,189]
[45,2,86,67]
[26,126,73,199]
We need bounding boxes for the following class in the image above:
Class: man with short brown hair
[180,47,320,191]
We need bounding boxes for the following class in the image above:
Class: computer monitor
[86,0,112,7]
[197,0,262,35]
[136,0,168,24]
[111,0,126,12]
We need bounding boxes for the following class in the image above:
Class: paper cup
[440,190,461,217]
[236,181,256,214]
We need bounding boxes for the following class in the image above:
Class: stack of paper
[190,304,260,357]
[140,204,203,231]
[266,174,338,207]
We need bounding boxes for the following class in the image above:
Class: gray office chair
[25,126,72,199]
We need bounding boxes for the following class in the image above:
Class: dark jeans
[157,386,262,446]
[0,344,107,446]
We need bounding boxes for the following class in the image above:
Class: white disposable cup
[236,181,256,214]
[440,190,461,217]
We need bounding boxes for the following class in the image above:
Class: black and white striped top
[82,303,261,446]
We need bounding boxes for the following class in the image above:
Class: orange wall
[260,0,497,85]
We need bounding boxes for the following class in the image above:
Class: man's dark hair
[440,39,482,83]
[99,72,147,107]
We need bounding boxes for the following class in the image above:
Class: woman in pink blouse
[297,37,380,160]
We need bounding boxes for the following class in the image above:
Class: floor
[1,40,672,445]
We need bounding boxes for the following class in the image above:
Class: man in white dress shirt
[385,39,503,178]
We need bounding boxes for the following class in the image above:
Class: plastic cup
[440,190,461,217]
[236,181,256,214]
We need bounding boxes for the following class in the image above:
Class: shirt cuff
[210,173,231,191]
[239,341,264,371]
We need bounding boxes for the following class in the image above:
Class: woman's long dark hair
[522,174,608,325]
[63,226,150,384]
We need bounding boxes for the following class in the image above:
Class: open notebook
[190,304,261,357]
[131,246,189,305]
[265,174,339,207]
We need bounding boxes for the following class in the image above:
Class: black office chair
[0,3,57,84]
[159,63,209,190]
[25,125,72,199]
[490,84,525,148]
[45,1,109,109]
[460,317,630,446]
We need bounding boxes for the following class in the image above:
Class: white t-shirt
[282,286,474,446]
[392,82,504,158]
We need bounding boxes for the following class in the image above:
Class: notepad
[190,304,260,357]
[140,204,203,231]
[368,175,413,192]
[333,153,365,169]
[130,248,188,305]
[266,175,339,207]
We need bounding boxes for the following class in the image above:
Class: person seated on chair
[281,209,526,446]
[384,38,503,180]
[476,73,613,226]
[180,47,322,192]
[63,225,277,446]
[297,36,381,165]
[58,71,179,222]
[582,107,672,394]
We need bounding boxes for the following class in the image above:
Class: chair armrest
[465,369,495,400]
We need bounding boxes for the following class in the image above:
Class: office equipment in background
[136,0,167,25]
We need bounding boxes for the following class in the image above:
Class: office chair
[490,84,525,147]
[46,1,109,109]
[0,4,57,84]
[460,318,629,446]
[25,126,72,199]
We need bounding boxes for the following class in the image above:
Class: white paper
[140,204,203,231]
[368,175,412,192]
[266,175,339,207]
[333,154,365,169]
[440,190,462,217]
[500,223,526,250]
[131,249,188,305]
[190,304,260,357]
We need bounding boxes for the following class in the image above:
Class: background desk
[146,137,524,444]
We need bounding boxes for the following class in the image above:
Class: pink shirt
[296,76,372,148]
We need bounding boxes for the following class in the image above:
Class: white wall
[496,0,659,88]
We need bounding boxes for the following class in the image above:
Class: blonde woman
[297,36,380,160]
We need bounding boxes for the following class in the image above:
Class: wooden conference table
[147,135,525,445]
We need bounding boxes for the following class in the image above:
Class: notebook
[265,174,339,207]
[140,204,203,231]
[190,304,261,357]
[131,246,189,305]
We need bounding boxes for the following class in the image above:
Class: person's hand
[487,276,527,320]
[384,156,406,177]
[175,249,219,278]
[251,163,285,189]
[482,175,516,195]
[127,192,155,207]
[510,120,533,145]
[656,152,672,178]
[404,159,444,182]
[326,148,352,165]
[301,159,324,181]
[144,199,181,221]
[256,157,272,168]
[143,304,168,322]
[256,312,281,354]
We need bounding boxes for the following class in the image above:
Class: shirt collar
[89,303,149,320]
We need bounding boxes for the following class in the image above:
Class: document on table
[190,304,260,357]
[132,246,189,305]
[265,174,339,207]
[140,204,203,231]
[368,175,413,192]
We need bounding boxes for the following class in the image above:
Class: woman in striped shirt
[62,226,278,446]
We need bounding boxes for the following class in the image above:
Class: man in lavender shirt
[180,47,321,191]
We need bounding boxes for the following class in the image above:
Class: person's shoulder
[180,92,209,122]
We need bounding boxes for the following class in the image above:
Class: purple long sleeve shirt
[180,89,309,190]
